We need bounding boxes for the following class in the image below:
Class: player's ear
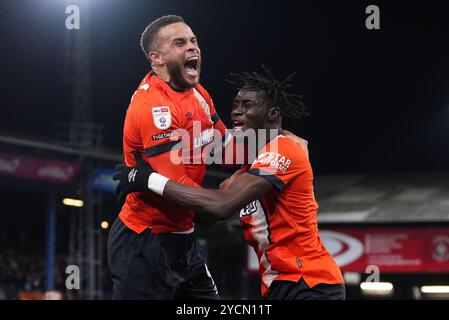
[267,106,281,122]
[149,51,164,67]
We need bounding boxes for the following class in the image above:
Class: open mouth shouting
[232,119,245,132]
[184,55,200,77]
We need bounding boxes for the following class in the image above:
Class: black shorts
[107,217,219,300]
[267,278,346,300]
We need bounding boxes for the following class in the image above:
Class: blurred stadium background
[1,0,449,300]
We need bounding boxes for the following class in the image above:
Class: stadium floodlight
[420,286,449,294]
[62,198,84,207]
[100,221,109,229]
[360,282,394,292]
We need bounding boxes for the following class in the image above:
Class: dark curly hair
[227,66,309,120]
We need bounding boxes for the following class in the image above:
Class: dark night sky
[1,0,449,174]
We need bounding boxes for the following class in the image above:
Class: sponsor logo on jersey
[240,201,258,217]
[193,128,215,148]
[152,132,173,141]
[152,106,172,130]
[255,152,292,174]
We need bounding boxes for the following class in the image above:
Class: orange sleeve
[145,150,200,187]
[247,137,307,191]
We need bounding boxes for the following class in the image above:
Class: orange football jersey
[119,72,228,234]
[240,135,344,296]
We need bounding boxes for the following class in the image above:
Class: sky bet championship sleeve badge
[152,106,172,130]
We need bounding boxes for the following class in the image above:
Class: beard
[165,59,200,91]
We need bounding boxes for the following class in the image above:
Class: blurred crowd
[0,250,72,299]
[0,250,45,299]
[0,229,68,300]
[0,226,252,299]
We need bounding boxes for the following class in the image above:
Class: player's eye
[174,39,185,46]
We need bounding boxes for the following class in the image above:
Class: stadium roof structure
[314,173,449,223]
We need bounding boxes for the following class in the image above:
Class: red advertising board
[0,152,80,184]
[321,227,449,272]
[247,227,449,273]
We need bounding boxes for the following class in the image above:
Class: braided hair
[227,65,309,120]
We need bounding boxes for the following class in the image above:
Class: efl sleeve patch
[152,106,172,130]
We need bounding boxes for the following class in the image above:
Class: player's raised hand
[113,152,155,205]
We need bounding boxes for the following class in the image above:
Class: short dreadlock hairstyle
[227,66,309,121]
[140,15,185,61]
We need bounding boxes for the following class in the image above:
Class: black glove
[113,151,154,205]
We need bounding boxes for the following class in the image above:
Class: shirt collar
[148,72,194,96]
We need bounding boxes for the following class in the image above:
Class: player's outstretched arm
[163,171,271,220]
[113,153,273,220]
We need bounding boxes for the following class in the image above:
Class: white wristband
[148,172,170,196]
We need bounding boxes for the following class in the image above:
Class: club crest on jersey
[193,88,212,123]
[240,201,258,217]
[201,101,211,118]
[152,106,172,130]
